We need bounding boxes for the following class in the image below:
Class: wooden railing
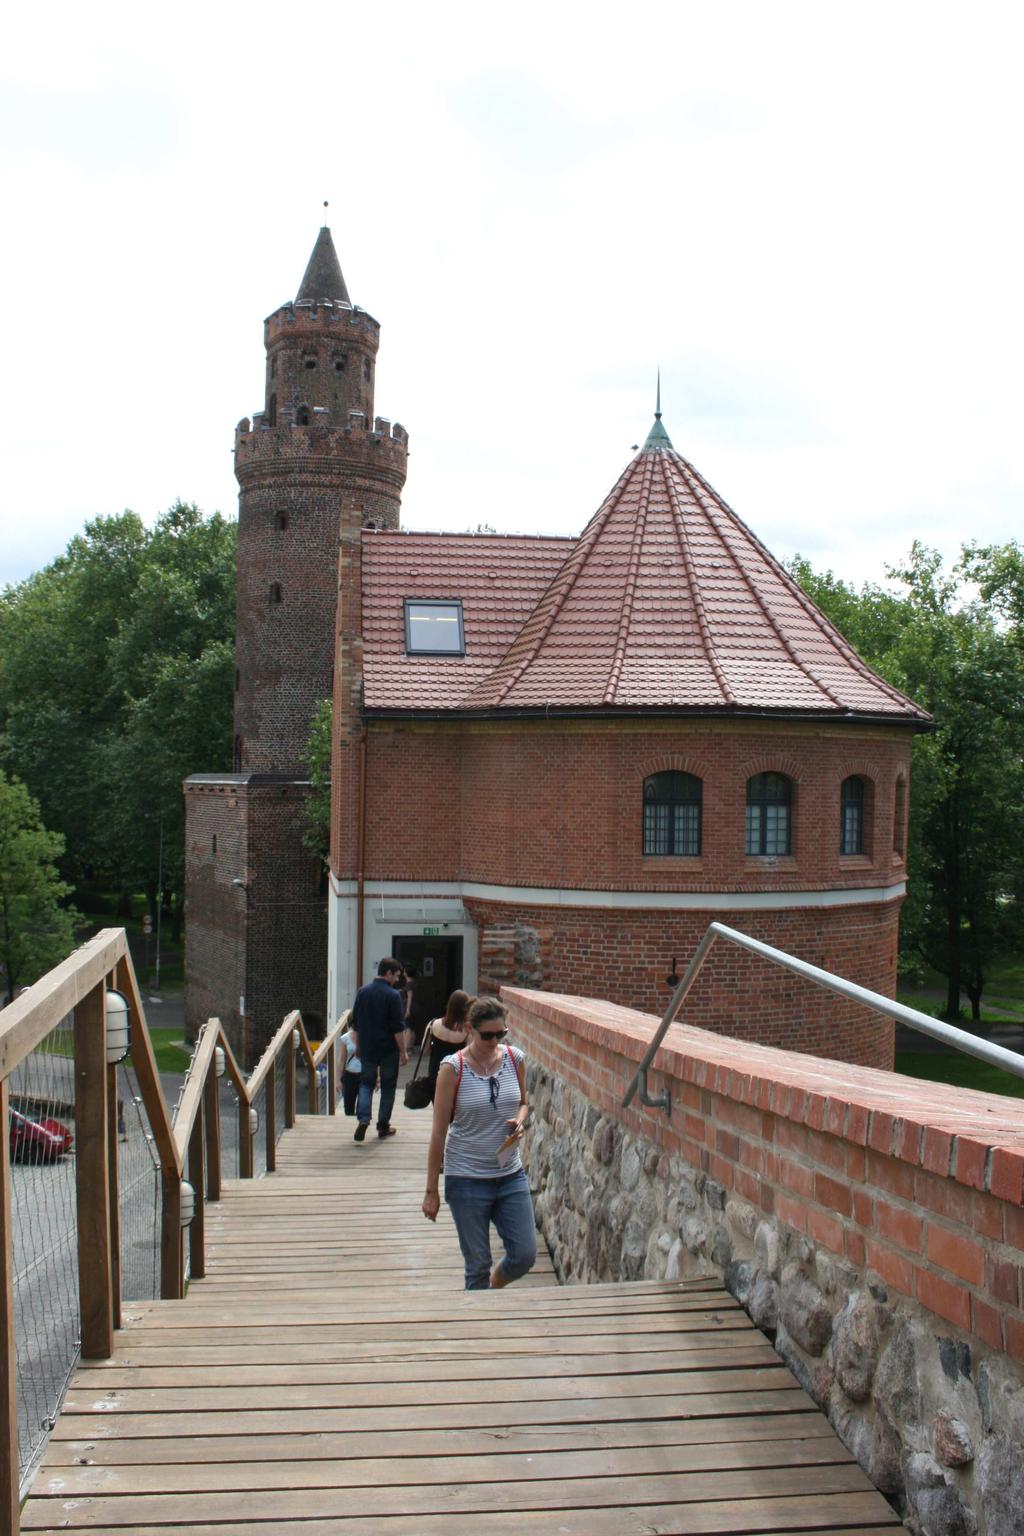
[0,928,344,1530]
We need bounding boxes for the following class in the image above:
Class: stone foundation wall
[505,986,1024,1536]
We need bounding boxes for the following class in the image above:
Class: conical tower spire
[296,224,351,305]
[642,369,673,451]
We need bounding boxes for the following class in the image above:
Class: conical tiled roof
[462,421,930,723]
[296,226,351,305]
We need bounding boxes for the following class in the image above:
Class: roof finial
[322,199,329,228]
[641,371,673,453]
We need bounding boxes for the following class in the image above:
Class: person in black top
[399,964,418,1043]
[351,957,408,1141]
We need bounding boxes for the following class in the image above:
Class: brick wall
[244,780,328,1059]
[505,985,1024,1531]
[505,986,1024,1358]
[235,445,405,776]
[357,716,910,890]
[348,716,909,1064]
[472,897,898,1066]
[185,777,327,1066]
[183,781,248,1047]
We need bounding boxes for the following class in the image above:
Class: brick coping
[501,987,1024,1206]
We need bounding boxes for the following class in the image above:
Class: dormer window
[404,600,464,655]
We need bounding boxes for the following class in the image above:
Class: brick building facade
[186,227,929,1068]
[327,408,929,1068]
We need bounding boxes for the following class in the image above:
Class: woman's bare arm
[423,1060,457,1221]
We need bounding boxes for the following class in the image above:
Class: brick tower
[185,227,408,1061]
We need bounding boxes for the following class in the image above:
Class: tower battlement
[235,415,409,479]
[264,301,381,349]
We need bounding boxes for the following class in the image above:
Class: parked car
[9,1108,73,1163]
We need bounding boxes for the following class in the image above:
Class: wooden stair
[22,1101,904,1533]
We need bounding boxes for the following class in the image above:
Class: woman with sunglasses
[422,997,537,1289]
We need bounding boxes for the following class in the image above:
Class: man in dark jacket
[351,957,408,1141]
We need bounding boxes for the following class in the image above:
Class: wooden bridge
[21,1103,902,1534]
[1,932,906,1534]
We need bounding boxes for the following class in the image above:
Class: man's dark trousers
[357,1052,399,1131]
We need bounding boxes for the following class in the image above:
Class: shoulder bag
[403,1021,435,1109]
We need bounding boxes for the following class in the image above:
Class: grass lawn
[37,1025,190,1075]
[135,1028,191,1074]
[896,1050,1024,1100]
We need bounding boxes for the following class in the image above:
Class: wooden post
[160,1168,182,1299]
[106,1062,121,1332]
[239,1096,253,1179]
[188,1110,205,1281]
[308,1051,319,1116]
[204,1069,221,1203]
[285,1037,296,1129]
[265,1060,276,1173]
[0,1080,20,1536]
[327,1042,337,1117]
[75,979,114,1359]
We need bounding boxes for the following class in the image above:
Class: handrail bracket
[636,1069,670,1114]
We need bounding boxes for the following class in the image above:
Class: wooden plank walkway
[23,1098,904,1533]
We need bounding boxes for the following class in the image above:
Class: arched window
[233,735,242,771]
[643,771,702,856]
[746,772,791,856]
[268,393,277,427]
[270,356,277,379]
[363,357,372,382]
[893,775,907,855]
[333,353,347,373]
[269,582,282,604]
[296,405,311,426]
[303,351,317,371]
[840,776,865,854]
[212,835,218,857]
[275,511,289,531]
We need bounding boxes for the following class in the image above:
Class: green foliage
[301,698,332,865]
[790,542,1024,1020]
[0,773,80,1000]
[0,503,236,919]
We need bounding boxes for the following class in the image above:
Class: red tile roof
[361,436,930,725]
[361,532,573,711]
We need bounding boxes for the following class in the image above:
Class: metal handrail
[623,920,1024,1115]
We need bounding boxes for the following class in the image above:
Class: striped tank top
[442,1045,524,1179]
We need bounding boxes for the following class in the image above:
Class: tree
[0,503,236,924]
[790,543,1024,1020]
[301,698,332,866]
[0,774,79,1002]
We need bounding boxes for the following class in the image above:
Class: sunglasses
[476,1028,509,1041]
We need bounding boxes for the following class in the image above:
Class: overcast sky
[2,2,1021,591]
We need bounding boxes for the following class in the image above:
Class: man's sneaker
[354,1122,369,1142]
[378,1125,397,1138]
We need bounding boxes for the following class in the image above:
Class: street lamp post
[154,814,164,992]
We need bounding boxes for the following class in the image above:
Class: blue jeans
[357,1053,399,1129]
[445,1169,537,1289]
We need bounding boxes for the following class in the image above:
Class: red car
[9,1108,73,1164]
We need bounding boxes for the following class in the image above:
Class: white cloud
[1,0,1021,590]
